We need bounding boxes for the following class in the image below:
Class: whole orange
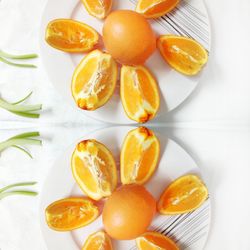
[102,184,156,240]
[102,10,156,65]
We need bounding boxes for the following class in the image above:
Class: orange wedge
[120,127,160,185]
[45,198,99,231]
[45,19,99,52]
[81,0,112,19]
[157,175,208,215]
[82,231,113,250]
[157,35,208,75]
[71,49,118,111]
[136,0,180,18]
[120,65,160,123]
[71,139,117,200]
[136,231,179,250]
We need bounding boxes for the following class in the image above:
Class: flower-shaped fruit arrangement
[45,127,209,249]
[45,0,208,123]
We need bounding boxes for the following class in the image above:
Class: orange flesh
[120,65,160,123]
[158,175,208,214]
[73,155,99,194]
[82,231,113,250]
[158,35,208,75]
[71,139,117,200]
[74,57,97,94]
[71,50,118,111]
[137,68,158,108]
[45,198,99,231]
[45,19,99,52]
[81,0,112,19]
[136,0,180,18]
[121,127,160,185]
[137,231,179,250]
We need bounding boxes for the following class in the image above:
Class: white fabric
[0,0,250,249]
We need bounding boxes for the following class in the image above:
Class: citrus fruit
[120,65,160,123]
[102,184,156,240]
[157,35,208,75]
[157,174,208,215]
[71,49,118,111]
[45,19,99,52]
[136,0,180,18]
[45,198,99,231]
[136,231,179,250]
[81,0,112,19]
[103,10,156,65]
[71,139,117,200]
[82,230,113,250]
[120,127,160,185]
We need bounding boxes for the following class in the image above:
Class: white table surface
[0,0,250,249]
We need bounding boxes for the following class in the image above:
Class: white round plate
[40,126,210,250]
[40,0,211,124]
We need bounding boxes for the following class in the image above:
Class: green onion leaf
[0,132,42,158]
[0,182,37,193]
[0,92,42,119]
[0,138,42,152]
[9,132,40,140]
[12,145,33,158]
[12,91,33,105]
[0,50,38,60]
[10,111,40,118]
[0,57,37,68]
[0,98,42,112]
[0,190,38,200]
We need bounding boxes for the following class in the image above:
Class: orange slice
[120,127,160,185]
[71,139,117,200]
[45,19,99,52]
[82,230,113,250]
[136,231,179,250]
[157,35,208,75]
[120,65,160,123]
[136,0,180,18]
[45,198,99,231]
[157,175,208,215]
[81,0,112,19]
[71,49,118,111]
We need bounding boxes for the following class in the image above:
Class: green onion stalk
[0,132,42,158]
[0,91,42,118]
[0,182,38,200]
[0,50,38,68]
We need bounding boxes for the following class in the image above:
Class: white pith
[75,143,111,197]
